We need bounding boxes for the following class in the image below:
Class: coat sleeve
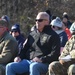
[0,39,18,64]
[19,35,34,59]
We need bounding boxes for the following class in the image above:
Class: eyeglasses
[35,19,47,22]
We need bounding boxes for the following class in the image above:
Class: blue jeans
[6,59,49,75]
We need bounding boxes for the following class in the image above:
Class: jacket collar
[42,25,52,32]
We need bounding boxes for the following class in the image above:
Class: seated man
[11,24,25,54]
[6,12,60,75]
[48,22,75,75]
[0,19,18,75]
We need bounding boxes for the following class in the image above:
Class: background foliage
[0,0,75,36]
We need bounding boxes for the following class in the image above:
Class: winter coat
[0,31,18,64]
[19,25,60,64]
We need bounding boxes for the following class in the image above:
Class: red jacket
[65,28,72,40]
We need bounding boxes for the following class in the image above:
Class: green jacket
[0,31,18,64]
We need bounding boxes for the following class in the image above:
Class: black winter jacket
[19,25,60,63]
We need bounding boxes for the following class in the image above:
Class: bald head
[35,12,50,32]
[36,12,49,21]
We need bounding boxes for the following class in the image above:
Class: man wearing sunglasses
[6,12,60,75]
[10,24,25,54]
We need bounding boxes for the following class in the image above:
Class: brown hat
[0,19,8,27]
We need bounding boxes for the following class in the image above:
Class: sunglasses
[35,19,47,22]
[12,31,18,33]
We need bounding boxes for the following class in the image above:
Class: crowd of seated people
[0,11,75,75]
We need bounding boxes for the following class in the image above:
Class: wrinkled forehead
[36,12,49,20]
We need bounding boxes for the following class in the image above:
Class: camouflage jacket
[58,35,75,71]
[59,35,75,59]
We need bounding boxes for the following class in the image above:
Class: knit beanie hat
[0,18,8,27]
[63,15,69,20]
[63,12,68,16]
[11,24,20,33]
[1,15,11,30]
[1,15,10,23]
[50,17,63,28]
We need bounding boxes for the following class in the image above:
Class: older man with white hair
[6,12,60,75]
